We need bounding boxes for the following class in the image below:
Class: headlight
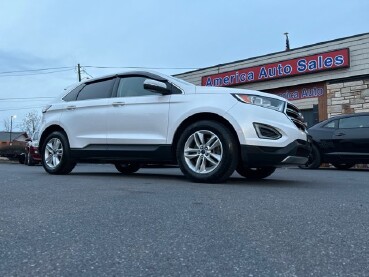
[232,94,285,112]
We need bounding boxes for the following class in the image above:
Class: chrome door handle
[66,105,76,110]
[112,102,125,107]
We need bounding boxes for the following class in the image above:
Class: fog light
[253,123,282,140]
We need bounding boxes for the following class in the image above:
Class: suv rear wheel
[114,162,140,174]
[236,165,276,180]
[41,131,76,175]
[331,162,355,170]
[176,120,238,183]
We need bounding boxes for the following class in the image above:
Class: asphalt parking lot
[1,162,369,276]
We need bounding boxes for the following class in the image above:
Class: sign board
[265,83,325,101]
[201,48,350,87]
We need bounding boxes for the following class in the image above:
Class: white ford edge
[39,71,310,183]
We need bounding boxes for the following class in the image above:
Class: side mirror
[144,79,171,95]
[25,138,32,142]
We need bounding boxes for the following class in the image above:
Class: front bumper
[240,139,311,167]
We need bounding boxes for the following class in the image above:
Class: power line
[84,65,199,70]
[0,66,74,75]
[0,97,54,101]
[0,68,74,78]
[0,105,44,112]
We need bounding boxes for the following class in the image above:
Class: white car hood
[194,86,287,102]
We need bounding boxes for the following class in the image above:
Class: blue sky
[1,0,369,130]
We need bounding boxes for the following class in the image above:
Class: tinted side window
[63,84,84,102]
[77,78,115,101]
[323,120,337,129]
[117,77,159,97]
[339,116,369,129]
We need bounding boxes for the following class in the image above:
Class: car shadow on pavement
[69,171,310,188]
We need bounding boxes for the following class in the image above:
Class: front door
[106,76,171,146]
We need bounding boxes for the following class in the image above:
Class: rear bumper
[240,139,311,167]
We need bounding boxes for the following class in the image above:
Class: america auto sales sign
[202,48,350,87]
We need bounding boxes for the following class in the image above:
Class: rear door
[59,78,116,149]
[334,115,369,159]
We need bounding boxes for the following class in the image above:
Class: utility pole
[284,32,290,51]
[9,115,16,145]
[77,63,81,82]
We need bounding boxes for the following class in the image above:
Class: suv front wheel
[41,131,76,175]
[176,120,238,183]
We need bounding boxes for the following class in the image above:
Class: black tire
[24,153,29,165]
[27,152,35,166]
[331,162,355,170]
[176,120,238,183]
[298,144,321,169]
[114,162,140,174]
[41,131,76,175]
[236,165,276,180]
[18,154,25,164]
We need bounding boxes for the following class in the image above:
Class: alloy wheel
[44,138,64,169]
[183,130,223,174]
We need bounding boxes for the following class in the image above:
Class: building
[0,131,28,145]
[0,131,28,159]
[175,33,369,127]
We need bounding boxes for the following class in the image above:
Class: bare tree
[19,111,41,137]
[3,119,10,132]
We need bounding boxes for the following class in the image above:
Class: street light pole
[9,115,16,145]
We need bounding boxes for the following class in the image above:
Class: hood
[194,86,288,102]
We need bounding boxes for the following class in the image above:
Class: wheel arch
[39,125,68,151]
[171,112,240,158]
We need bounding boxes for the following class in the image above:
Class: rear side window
[63,84,84,102]
[339,115,369,129]
[323,120,337,129]
[77,78,116,101]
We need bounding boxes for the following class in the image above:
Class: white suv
[39,71,310,183]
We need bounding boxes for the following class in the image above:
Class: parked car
[300,112,369,169]
[38,70,310,183]
[25,131,41,166]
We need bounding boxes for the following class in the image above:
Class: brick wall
[327,79,369,118]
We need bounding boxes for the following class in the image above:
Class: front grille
[285,103,307,131]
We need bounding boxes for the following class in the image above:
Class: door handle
[112,102,125,107]
[66,105,76,110]
[335,132,346,136]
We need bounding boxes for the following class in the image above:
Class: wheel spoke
[209,138,221,150]
[205,135,217,147]
[185,147,199,159]
[54,139,61,151]
[45,155,52,164]
[194,132,202,148]
[195,156,202,172]
[199,157,206,172]
[46,144,53,153]
[205,155,218,165]
[52,156,58,166]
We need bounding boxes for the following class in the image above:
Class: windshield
[168,75,195,87]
